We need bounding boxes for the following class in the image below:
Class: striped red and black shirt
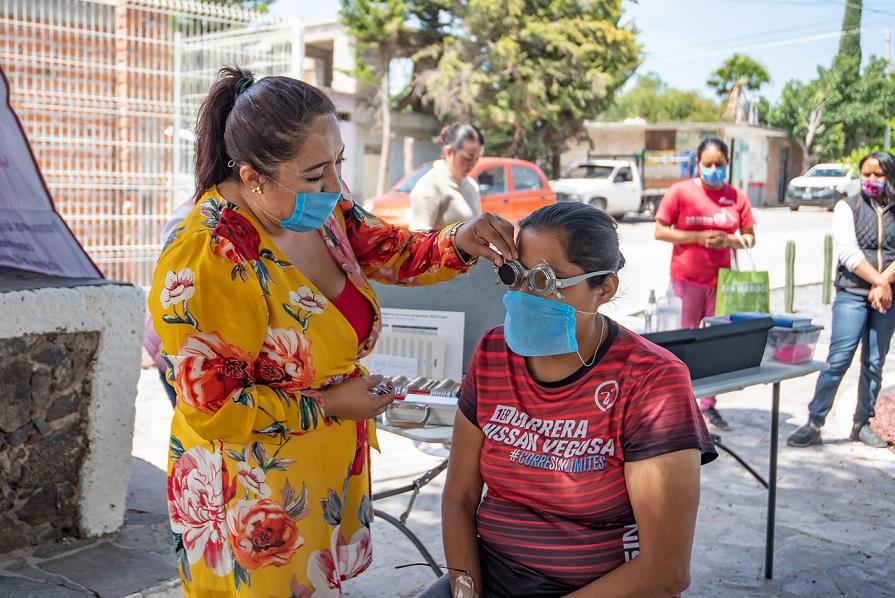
[459,321,717,596]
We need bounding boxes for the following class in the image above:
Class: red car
[365,157,556,227]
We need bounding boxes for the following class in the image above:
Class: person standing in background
[408,123,484,230]
[654,138,757,432]
[788,150,895,449]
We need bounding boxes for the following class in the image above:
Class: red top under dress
[331,279,374,342]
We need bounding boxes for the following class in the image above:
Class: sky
[270,0,895,102]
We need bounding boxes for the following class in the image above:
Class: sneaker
[850,422,888,448]
[787,423,822,447]
[703,407,731,431]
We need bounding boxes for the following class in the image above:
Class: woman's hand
[694,230,728,249]
[322,375,395,420]
[870,281,892,313]
[453,213,518,266]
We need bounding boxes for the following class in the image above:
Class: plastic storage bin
[643,317,774,379]
[764,325,822,364]
[702,316,822,365]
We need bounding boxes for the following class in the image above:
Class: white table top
[377,360,828,442]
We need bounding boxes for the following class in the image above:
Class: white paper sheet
[360,353,419,378]
[378,308,465,380]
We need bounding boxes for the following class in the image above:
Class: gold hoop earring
[251,186,262,194]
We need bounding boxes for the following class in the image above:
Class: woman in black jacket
[789,151,895,449]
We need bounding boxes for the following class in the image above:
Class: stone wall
[0,331,100,551]
[0,273,145,547]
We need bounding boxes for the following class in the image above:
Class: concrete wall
[0,279,144,542]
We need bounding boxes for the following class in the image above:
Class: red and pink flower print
[227,499,304,570]
[174,332,252,415]
[168,446,232,576]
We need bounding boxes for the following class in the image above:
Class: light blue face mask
[700,165,728,187]
[270,179,342,233]
[503,291,597,357]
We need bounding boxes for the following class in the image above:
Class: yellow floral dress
[149,187,470,597]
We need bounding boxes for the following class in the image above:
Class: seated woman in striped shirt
[422,203,717,598]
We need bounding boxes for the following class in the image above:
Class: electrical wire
[815,0,895,19]
[649,18,843,54]
[649,26,882,63]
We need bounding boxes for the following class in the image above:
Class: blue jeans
[808,289,895,427]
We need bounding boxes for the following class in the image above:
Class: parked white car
[549,159,643,217]
[785,163,860,211]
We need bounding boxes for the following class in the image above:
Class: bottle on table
[644,289,658,333]
[657,285,683,331]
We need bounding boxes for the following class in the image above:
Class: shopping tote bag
[715,243,769,317]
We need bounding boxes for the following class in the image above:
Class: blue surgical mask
[278,190,342,232]
[503,291,596,356]
[268,178,342,232]
[700,165,728,187]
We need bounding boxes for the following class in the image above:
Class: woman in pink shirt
[654,138,756,431]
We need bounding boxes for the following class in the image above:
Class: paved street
[605,206,834,319]
[3,206,894,597]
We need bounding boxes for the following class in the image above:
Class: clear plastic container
[701,316,823,364]
[657,286,682,331]
[764,326,822,364]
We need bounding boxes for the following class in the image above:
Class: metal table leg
[765,382,781,579]
[373,508,444,577]
[373,459,449,578]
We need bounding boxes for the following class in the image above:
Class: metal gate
[1,0,301,285]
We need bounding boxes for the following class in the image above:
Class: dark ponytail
[193,65,336,200]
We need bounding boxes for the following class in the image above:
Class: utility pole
[886,25,892,150]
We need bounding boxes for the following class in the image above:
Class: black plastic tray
[643,317,774,379]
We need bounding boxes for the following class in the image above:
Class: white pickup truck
[550,159,663,218]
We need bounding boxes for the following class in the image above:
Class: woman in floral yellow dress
[150,66,517,597]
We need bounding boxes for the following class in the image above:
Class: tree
[768,56,895,171]
[837,0,862,81]
[706,54,770,121]
[340,1,453,195]
[340,1,412,196]
[768,76,839,172]
[415,0,640,177]
[601,73,720,122]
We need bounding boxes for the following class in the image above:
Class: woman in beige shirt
[409,123,485,230]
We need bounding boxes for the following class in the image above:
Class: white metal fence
[1,0,301,285]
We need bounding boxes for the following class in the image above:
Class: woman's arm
[340,199,515,286]
[442,412,486,597]
[565,449,702,598]
[151,232,388,444]
[832,201,889,288]
[655,220,724,248]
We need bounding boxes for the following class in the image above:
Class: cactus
[785,240,796,313]
[823,234,833,304]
